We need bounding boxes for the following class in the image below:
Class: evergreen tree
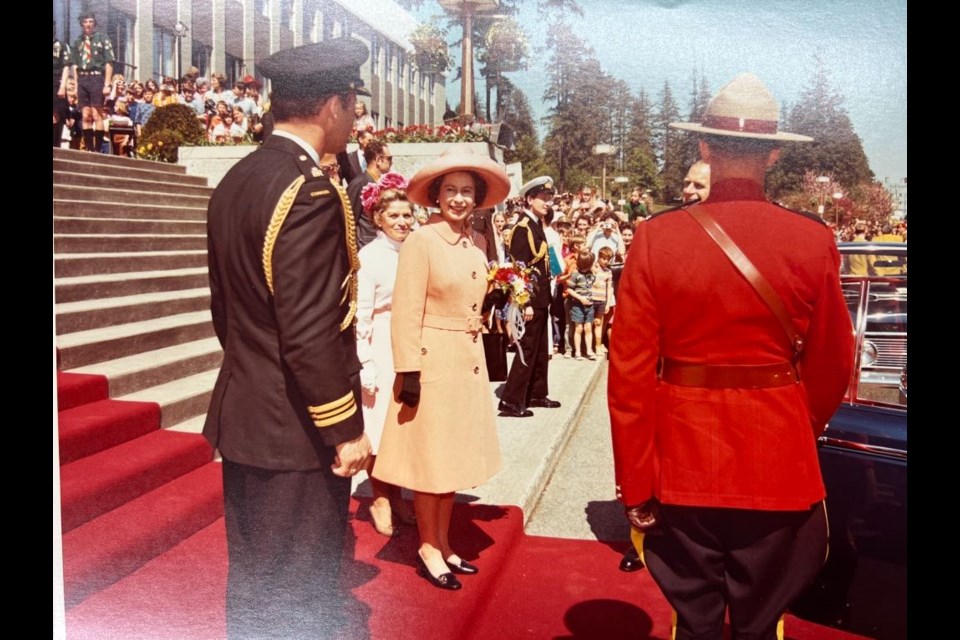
[623,89,661,195]
[767,58,873,200]
[497,77,542,169]
[655,80,685,202]
[679,69,711,174]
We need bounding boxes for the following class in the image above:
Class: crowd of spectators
[58,66,268,154]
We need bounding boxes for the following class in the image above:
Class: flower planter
[177,144,258,188]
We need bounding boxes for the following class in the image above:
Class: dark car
[793,242,907,639]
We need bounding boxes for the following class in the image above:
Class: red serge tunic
[608,179,854,511]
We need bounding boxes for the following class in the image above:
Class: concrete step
[54,158,208,186]
[55,267,209,303]
[57,310,216,370]
[53,200,207,222]
[54,170,215,198]
[54,233,207,254]
[55,250,207,277]
[54,216,206,235]
[54,147,189,175]
[167,414,207,435]
[119,369,220,428]
[56,288,211,334]
[68,337,222,397]
[54,185,210,208]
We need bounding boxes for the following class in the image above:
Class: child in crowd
[592,246,615,356]
[567,248,597,360]
[558,235,585,358]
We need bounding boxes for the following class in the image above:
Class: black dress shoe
[529,397,561,408]
[446,557,479,575]
[619,547,644,573]
[416,555,462,590]
[498,400,533,418]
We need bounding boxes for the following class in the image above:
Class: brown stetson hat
[407,143,511,209]
[670,73,812,143]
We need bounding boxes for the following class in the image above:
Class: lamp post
[173,21,189,92]
[814,175,831,216]
[592,144,616,201]
[438,0,500,123]
[614,176,630,206]
[832,191,843,226]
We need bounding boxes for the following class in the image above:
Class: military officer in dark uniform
[53,20,72,147]
[204,39,373,640]
[609,73,854,639]
[498,176,563,417]
[72,13,114,153]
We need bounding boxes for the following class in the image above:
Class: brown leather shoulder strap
[686,205,804,359]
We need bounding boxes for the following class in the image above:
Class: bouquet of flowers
[360,172,409,216]
[485,260,537,364]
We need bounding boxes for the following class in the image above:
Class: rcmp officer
[53,20,72,147]
[72,13,114,153]
[609,74,855,639]
[498,176,563,417]
[204,39,373,639]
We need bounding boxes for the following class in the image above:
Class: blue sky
[412,0,907,183]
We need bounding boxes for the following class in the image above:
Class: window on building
[280,0,293,28]
[153,26,176,80]
[385,116,392,129]
[255,0,270,18]
[225,53,242,87]
[409,63,416,93]
[385,42,393,80]
[323,16,335,40]
[192,41,212,78]
[307,10,321,42]
[397,50,404,90]
[429,75,435,99]
[371,37,380,75]
[371,111,380,128]
[419,73,426,100]
[398,121,404,128]
[106,9,134,80]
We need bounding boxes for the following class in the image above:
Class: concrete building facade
[53,0,447,128]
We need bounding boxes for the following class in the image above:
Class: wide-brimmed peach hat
[407,143,511,209]
[670,73,812,142]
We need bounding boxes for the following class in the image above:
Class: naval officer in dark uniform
[498,176,563,417]
[204,39,373,640]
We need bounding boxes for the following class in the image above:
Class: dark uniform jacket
[347,169,379,249]
[204,134,363,471]
[508,211,551,309]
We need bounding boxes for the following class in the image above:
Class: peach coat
[372,218,502,493]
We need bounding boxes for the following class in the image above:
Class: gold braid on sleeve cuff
[308,391,358,428]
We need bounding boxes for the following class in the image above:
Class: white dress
[355,232,403,453]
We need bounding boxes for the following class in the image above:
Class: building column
[134,0,155,83]
[212,0,226,77]
[243,0,256,77]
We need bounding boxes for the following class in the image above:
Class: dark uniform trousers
[643,502,828,640]
[223,457,352,640]
[500,212,552,407]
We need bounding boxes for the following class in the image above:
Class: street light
[438,0,500,123]
[832,191,843,226]
[614,176,630,206]
[173,21,189,91]
[815,175,831,216]
[592,144,616,201]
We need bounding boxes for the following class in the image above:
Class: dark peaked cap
[257,38,372,99]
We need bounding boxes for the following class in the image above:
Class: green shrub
[137,104,205,162]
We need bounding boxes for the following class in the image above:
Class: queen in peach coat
[373,144,511,590]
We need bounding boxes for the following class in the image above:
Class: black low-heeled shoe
[445,557,479,575]
[416,555,462,590]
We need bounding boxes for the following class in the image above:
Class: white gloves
[360,362,378,394]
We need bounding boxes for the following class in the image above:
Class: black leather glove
[398,371,421,408]
[482,288,507,314]
[625,498,662,533]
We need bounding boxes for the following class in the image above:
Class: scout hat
[407,143,511,209]
[670,73,812,142]
[520,176,556,199]
[257,38,371,99]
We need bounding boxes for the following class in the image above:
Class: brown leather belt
[659,358,798,389]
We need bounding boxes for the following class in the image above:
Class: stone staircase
[54,148,220,432]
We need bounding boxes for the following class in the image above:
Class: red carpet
[66,499,869,640]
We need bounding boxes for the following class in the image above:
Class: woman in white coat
[356,171,417,536]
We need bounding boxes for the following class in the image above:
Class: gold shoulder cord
[333,182,360,332]
[261,176,359,333]
[262,175,306,296]
[516,217,548,264]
